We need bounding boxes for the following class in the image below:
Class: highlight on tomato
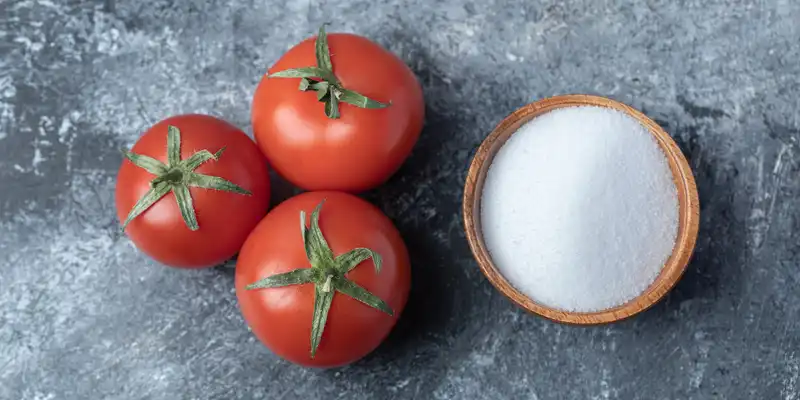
[251,24,425,193]
[115,114,270,268]
[235,191,411,367]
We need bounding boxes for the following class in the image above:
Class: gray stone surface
[1,0,799,398]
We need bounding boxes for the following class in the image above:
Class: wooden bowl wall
[462,94,700,325]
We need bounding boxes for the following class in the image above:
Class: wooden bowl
[463,94,700,325]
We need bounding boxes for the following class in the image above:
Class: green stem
[321,274,333,293]
[121,125,252,232]
[245,200,393,358]
[150,169,183,187]
[266,24,391,119]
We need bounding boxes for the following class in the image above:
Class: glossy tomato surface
[115,114,270,268]
[235,191,411,367]
[251,32,425,192]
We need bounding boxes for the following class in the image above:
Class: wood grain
[462,94,700,325]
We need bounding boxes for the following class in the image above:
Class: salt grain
[481,106,679,312]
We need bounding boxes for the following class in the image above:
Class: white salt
[481,105,679,312]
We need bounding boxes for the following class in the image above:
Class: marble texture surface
[1,0,799,399]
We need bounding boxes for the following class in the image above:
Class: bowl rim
[462,94,701,325]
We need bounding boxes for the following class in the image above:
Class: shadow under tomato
[350,32,532,368]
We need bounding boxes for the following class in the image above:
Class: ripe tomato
[115,114,270,268]
[235,191,411,367]
[251,25,425,192]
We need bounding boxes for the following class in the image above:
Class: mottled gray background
[1,0,799,399]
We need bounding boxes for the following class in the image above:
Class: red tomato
[115,114,270,268]
[251,26,425,192]
[235,191,411,367]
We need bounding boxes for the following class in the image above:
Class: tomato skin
[235,191,411,367]
[251,32,425,192]
[115,114,270,268]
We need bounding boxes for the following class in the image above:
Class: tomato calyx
[121,125,252,232]
[245,200,393,358]
[266,24,391,119]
